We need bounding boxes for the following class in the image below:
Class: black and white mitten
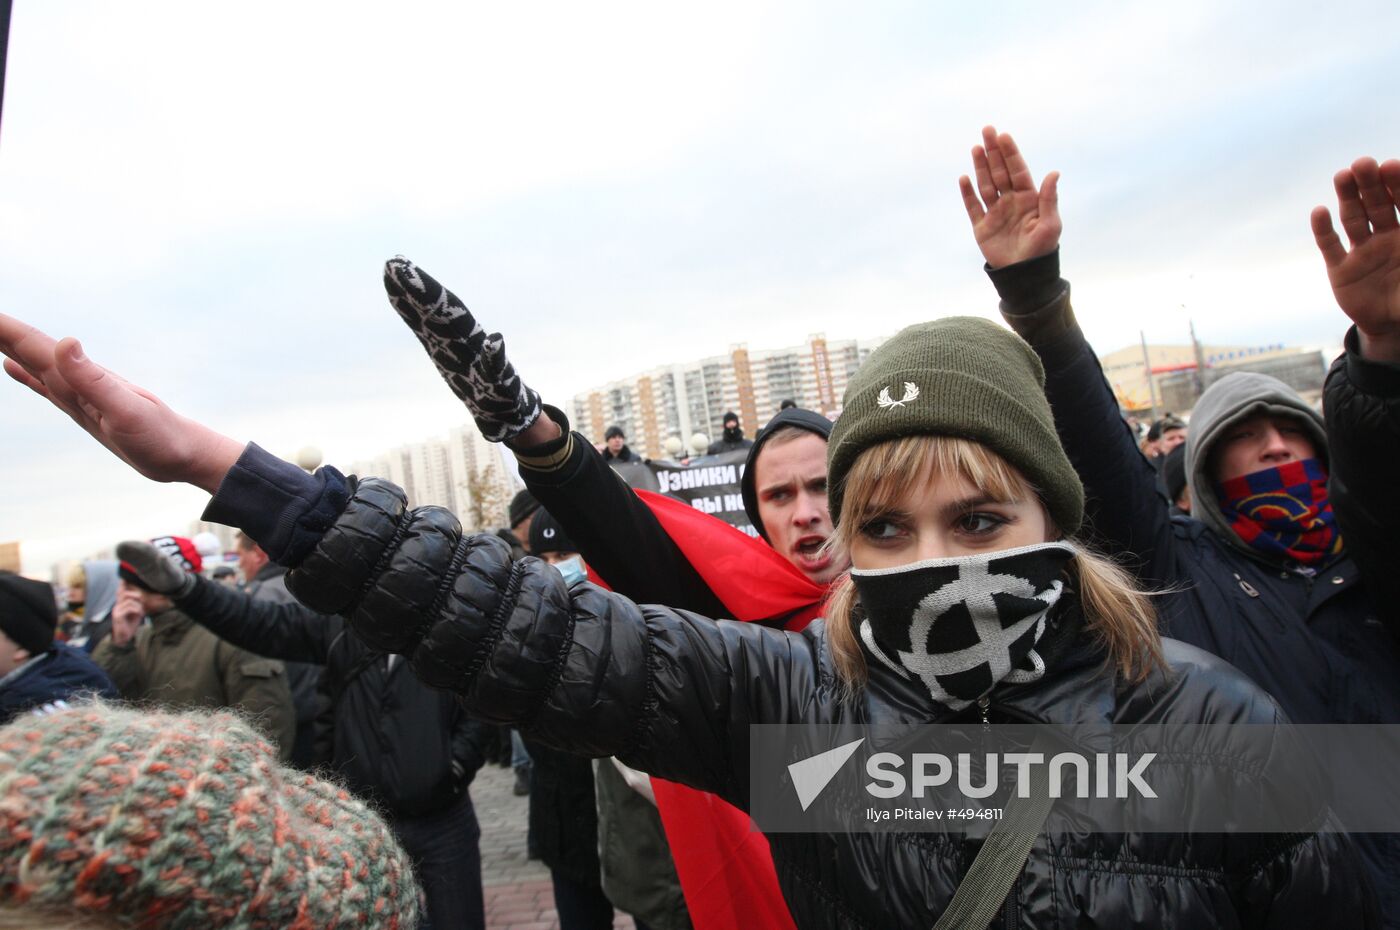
[383,256,543,443]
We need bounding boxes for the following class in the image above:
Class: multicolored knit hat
[0,703,420,929]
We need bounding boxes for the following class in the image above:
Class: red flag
[631,490,828,930]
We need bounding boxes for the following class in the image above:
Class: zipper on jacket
[978,694,991,728]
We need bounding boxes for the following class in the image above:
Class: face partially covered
[753,432,846,585]
[1210,413,1318,484]
[847,464,1053,571]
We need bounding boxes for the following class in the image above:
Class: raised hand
[1311,157,1400,362]
[0,314,244,493]
[959,125,1061,268]
[109,586,145,647]
[383,257,543,443]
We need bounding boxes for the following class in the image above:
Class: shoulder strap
[931,732,1058,930]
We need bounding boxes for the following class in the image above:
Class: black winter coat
[258,477,1375,930]
[176,575,489,817]
[988,253,1400,922]
[0,643,118,724]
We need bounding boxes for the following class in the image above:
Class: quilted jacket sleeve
[1322,326,1400,624]
[284,477,825,809]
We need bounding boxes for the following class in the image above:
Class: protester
[60,558,118,650]
[0,278,1375,926]
[235,529,321,768]
[0,702,419,929]
[602,424,641,463]
[116,538,490,930]
[1141,414,1187,463]
[529,509,692,930]
[382,258,833,926]
[706,410,753,454]
[509,487,541,553]
[1160,441,1190,515]
[90,535,297,760]
[959,125,1400,917]
[0,571,116,723]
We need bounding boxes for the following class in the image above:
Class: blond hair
[823,435,1164,697]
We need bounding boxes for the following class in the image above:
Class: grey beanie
[827,316,1083,535]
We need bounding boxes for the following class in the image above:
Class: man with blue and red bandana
[959,125,1400,922]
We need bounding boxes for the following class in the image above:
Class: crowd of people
[0,126,1397,929]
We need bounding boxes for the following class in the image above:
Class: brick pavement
[473,761,636,930]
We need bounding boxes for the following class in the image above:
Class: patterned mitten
[116,540,197,598]
[383,256,543,443]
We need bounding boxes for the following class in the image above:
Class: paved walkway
[474,761,636,930]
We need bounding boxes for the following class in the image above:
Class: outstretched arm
[383,258,729,617]
[1,316,243,491]
[959,127,1179,581]
[1312,156,1400,616]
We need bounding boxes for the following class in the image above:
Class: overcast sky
[3,0,1398,575]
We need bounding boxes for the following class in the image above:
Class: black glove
[383,256,543,443]
[116,540,197,598]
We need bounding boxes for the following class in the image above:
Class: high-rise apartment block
[349,425,519,532]
[571,333,885,458]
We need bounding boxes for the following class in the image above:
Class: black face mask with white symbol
[850,541,1075,711]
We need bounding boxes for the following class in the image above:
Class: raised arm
[1312,156,1400,615]
[958,126,1179,580]
[116,541,342,665]
[383,258,728,616]
[271,476,821,808]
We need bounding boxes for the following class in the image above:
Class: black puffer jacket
[274,476,1375,930]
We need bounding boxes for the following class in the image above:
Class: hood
[81,560,120,624]
[740,407,834,541]
[1184,371,1327,556]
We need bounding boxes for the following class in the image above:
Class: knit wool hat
[827,316,1084,535]
[0,571,57,655]
[0,703,420,929]
[529,508,578,557]
[604,424,626,440]
[508,489,541,531]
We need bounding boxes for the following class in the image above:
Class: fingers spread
[1310,206,1347,268]
[1352,156,1398,231]
[1334,167,1372,247]
[999,132,1036,192]
[984,130,1013,193]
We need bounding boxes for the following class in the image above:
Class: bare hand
[110,588,145,647]
[1311,157,1400,362]
[959,125,1061,268]
[0,314,245,493]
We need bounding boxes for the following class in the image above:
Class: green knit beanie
[828,316,1084,535]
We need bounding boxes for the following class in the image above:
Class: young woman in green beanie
[0,136,1382,927]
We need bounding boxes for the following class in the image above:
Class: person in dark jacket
[706,410,753,455]
[602,424,641,464]
[0,571,117,723]
[958,126,1400,919]
[114,539,491,930]
[2,300,1377,927]
[236,530,321,768]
